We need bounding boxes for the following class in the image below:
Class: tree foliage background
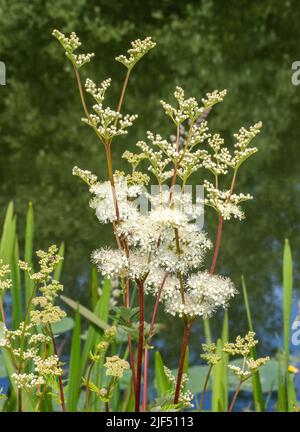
[0,0,299,359]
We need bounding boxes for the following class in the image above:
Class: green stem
[49,325,66,412]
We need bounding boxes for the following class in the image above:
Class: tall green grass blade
[91,266,98,309]
[184,346,189,374]
[67,307,81,412]
[93,277,111,410]
[203,319,212,344]
[53,242,64,281]
[24,202,34,305]
[283,239,293,372]
[211,338,225,411]
[0,202,15,263]
[155,351,172,396]
[283,239,294,411]
[221,311,229,411]
[241,275,265,411]
[24,203,34,300]
[277,348,287,412]
[11,238,23,328]
[80,301,103,379]
[60,295,109,330]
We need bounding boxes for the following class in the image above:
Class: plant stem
[142,273,169,411]
[117,69,131,114]
[85,360,95,412]
[105,401,109,412]
[198,364,213,412]
[228,380,242,412]
[49,326,66,412]
[174,321,191,404]
[17,284,38,412]
[210,213,223,274]
[0,297,6,326]
[74,67,90,119]
[135,281,145,412]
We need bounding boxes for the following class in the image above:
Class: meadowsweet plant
[84,325,118,412]
[53,29,262,412]
[0,245,66,412]
[223,332,270,411]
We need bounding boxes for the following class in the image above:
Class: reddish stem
[0,298,6,326]
[228,380,242,412]
[142,273,169,411]
[135,281,145,412]
[210,213,223,274]
[174,321,191,404]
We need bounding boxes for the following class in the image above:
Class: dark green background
[0,0,299,362]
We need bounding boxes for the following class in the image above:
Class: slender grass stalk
[85,360,96,412]
[198,364,213,411]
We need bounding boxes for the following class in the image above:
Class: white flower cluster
[201,180,253,220]
[11,373,45,390]
[72,166,97,186]
[0,259,12,291]
[73,84,262,323]
[52,29,95,68]
[160,87,226,125]
[231,122,262,169]
[163,366,194,408]
[164,272,236,319]
[82,78,138,142]
[116,37,156,70]
[88,175,142,224]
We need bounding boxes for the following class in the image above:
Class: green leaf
[203,319,212,344]
[60,295,109,330]
[67,307,81,412]
[283,239,293,372]
[11,238,23,328]
[241,275,265,412]
[155,351,172,397]
[24,202,34,305]
[211,338,225,411]
[94,277,111,411]
[221,311,229,411]
[53,242,64,281]
[277,349,287,412]
[91,266,98,310]
[51,317,74,335]
[0,202,15,264]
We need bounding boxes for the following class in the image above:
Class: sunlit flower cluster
[163,366,193,408]
[52,29,94,68]
[0,259,11,291]
[104,355,130,378]
[224,332,270,382]
[116,37,156,70]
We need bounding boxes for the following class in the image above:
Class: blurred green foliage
[0,0,299,353]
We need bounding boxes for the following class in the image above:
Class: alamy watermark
[292,320,300,346]
[0,61,5,85]
[291,61,300,86]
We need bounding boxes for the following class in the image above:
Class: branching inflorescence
[52,29,263,412]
